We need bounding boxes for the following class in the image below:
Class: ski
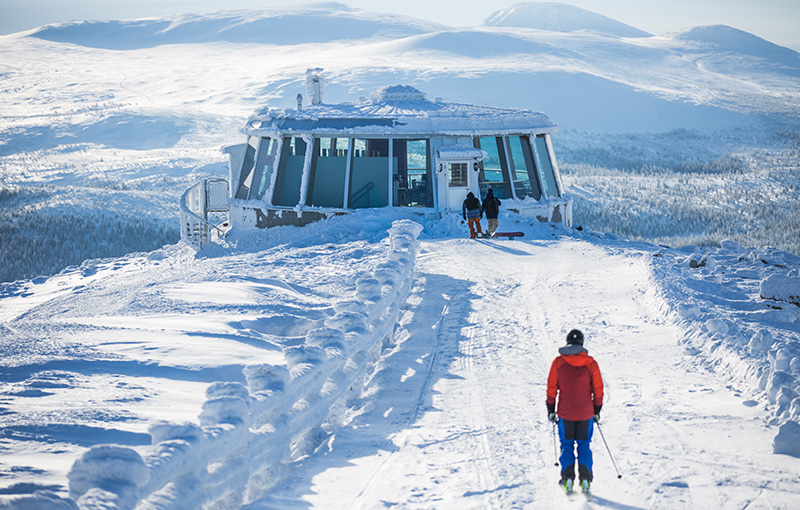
[559,479,592,501]
[580,479,592,501]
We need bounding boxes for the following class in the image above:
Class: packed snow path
[252,236,799,509]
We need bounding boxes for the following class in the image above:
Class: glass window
[392,139,432,207]
[449,163,468,187]
[234,136,260,199]
[307,137,348,208]
[475,136,512,199]
[348,139,389,209]
[272,137,307,207]
[534,135,560,198]
[250,138,278,200]
[508,135,542,200]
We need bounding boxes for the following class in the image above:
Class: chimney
[297,93,303,111]
[305,68,326,106]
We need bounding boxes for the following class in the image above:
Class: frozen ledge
[58,220,424,510]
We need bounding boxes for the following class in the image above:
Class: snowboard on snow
[486,232,524,240]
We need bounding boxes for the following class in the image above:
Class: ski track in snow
[246,235,800,509]
[0,217,798,508]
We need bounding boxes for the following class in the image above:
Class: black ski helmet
[566,329,584,345]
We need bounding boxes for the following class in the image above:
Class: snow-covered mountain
[483,1,651,37]
[19,3,800,127]
[30,2,446,50]
[670,24,800,76]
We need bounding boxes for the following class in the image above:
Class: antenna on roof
[305,68,326,105]
[297,93,303,111]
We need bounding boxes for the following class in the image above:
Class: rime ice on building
[181,74,571,247]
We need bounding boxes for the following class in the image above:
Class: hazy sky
[2,0,798,51]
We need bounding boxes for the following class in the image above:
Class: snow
[483,2,652,38]
[1,1,800,508]
[669,25,800,69]
[760,274,800,306]
[2,210,799,509]
[246,89,557,137]
[774,421,800,457]
[371,84,427,102]
[28,4,446,50]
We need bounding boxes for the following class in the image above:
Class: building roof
[244,85,557,138]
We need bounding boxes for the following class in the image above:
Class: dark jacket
[482,192,501,219]
[462,193,482,219]
[546,345,604,421]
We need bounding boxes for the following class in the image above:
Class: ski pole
[551,420,560,466]
[595,421,622,479]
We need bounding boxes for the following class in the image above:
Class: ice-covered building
[180,72,571,247]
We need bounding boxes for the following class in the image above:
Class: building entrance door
[442,160,471,211]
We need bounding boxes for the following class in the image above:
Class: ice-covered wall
[42,220,424,510]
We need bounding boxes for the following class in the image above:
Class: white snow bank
[773,421,800,457]
[68,446,149,505]
[639,238,800,455]
[55,219,422,510]
[0,493,78,510]
[760,274,800,306]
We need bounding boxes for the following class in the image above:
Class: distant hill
[483,2,651,38]
[30,3,446,50]
[17,2,800,132]
[668,25,800,75]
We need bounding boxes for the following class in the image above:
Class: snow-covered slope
[672,24,800,66]
[483,1,651,38]
[1,212,798,509]
[14,4,799,128]
[29,3,447,50]
[9,3,800,128]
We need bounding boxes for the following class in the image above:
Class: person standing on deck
[547,329,604,494]
[462,192,483,239]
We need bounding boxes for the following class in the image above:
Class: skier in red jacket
[546,329,604,494]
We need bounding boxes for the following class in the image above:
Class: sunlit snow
[0,2,799,509]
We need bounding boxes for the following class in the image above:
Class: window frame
[533,134,561,198]
[474,136,513,199]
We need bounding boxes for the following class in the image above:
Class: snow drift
[66,220,422,510]
[643,240,800,453]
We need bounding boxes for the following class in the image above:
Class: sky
[0,0,798,52]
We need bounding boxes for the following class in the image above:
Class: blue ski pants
[558,418,594,481]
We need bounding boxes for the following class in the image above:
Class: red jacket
[546,345,604,421]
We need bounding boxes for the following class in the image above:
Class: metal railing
[180,178,230,249]
[349,181,374,209]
